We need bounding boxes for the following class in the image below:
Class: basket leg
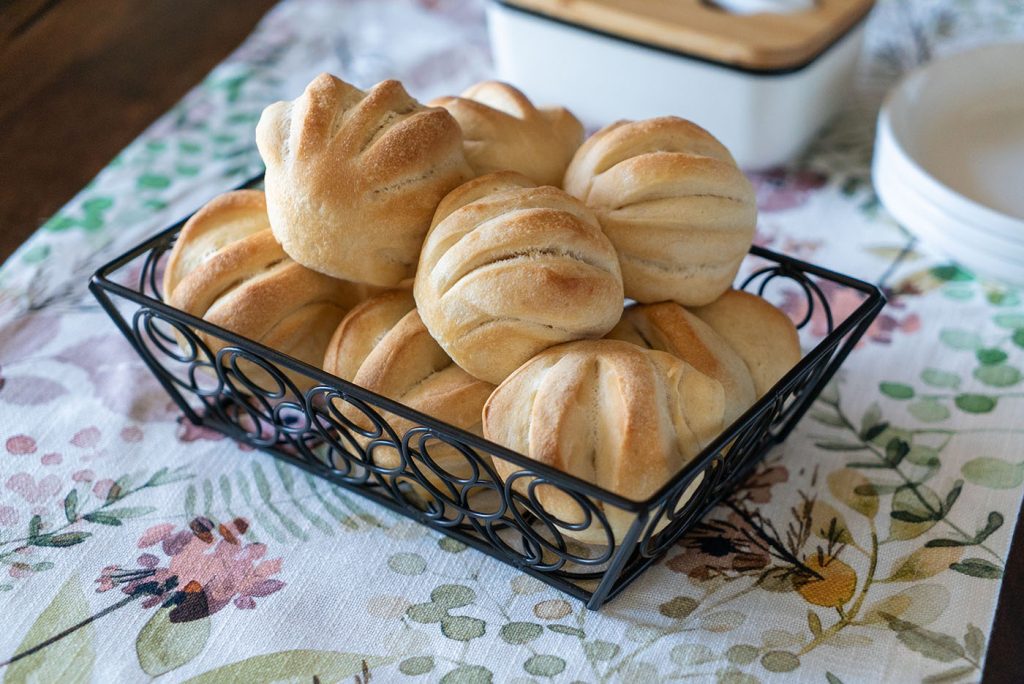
[587,509,649,609]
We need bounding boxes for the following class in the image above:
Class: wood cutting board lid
[495,0,876,72]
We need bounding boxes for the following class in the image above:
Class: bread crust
[256,73,473,286]
[323,293,495,488]
[484,339,725,544]
[431,81,583,187]
[607,301,756,424]
[563,117,756,306]
[415,171,625,384]
[690,290,802,397]
[165,190,366,392]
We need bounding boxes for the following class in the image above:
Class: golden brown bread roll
[165,190,366,392]
[430,81,584,187]
[414,171,624,385]
[607,302,756,425]
[323,288,416,382]
[484,339,725,545]
[690,289,802,397]
[323,293,495,489]
[163,189,271,298]
[563,117,757,306]
[256,73,473,286]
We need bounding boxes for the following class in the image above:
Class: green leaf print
[938,329,982,350]
[949,558,1004,579]
[880,382,915,399]
[136,607,211,676]
[961,457,1024,488]
[3,576,95,684]
[881,614,964,662]
[1012,328,1024,350]
[63,490,79,523]
[920,369,960,389]
[183,651,390,684]
[953,394,997,414]
[975,348,1008,365]
[973,364,1021,387]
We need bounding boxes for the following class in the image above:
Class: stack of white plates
[873,43,1024,286]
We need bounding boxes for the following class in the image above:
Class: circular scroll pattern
[119,227,858,605]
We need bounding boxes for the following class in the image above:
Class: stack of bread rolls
[162,73,801,544]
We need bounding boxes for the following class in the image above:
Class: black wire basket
[90,185,884,609]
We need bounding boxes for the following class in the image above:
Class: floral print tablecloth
[2,1,1024,682]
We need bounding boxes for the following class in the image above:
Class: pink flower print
[92,479,117,500]
[176,418,226,444]
[6,473,61,504]
[668,512,771,580]
[735,462,789,505]
[71,427,102,448]
[5,435,37,455]
[0,505,18,527]
[139,523,176,548]
[779,281,921,346]
[750,167,829,213]
[120,426,144,443]
[40,453,62,466]
[97,517,284,622]
[72,469,95,483]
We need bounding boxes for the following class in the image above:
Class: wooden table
[0,2,1020,681]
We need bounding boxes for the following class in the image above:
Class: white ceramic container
[487,0,871,169]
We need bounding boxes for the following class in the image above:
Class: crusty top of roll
[484,339,726,504]
[690,289,802,397]
[414,171,624,384]
[256,73,472,286]
[607,302,756,425]
[562,116,757,307]
[323,288,416,382]
[431,81,584,187]
[163,190,270,300]
[166,191,367,374]
[324,290,495,452]
[350,309,494,437]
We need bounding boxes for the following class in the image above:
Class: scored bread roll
[690,289,802,397]
[430,81,584,187]
[163,189,270,299]
[563,117,757,306]
[256,73,473,286]
[323,288,416,382]
[323,293,495,490]
[414,171,624,385]
[484,340,726,545]
[166,190,367,392]
[607,302,756,425]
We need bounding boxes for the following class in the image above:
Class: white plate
[875,162,1024,262]
[876,163,1024,286]
[873,42,1024,250]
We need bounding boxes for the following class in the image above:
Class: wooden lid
[497,0,875,71]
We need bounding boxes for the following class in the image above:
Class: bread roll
[166,190,366,392]
[690,290,802,397]
[163,189,270,299]
[484,340,725,545]
[414,171,624,384]
[323,294,495,490]
[607,302,756,424]
[563,117,757,306]
[256,73,473,286]
[430,81,584,187]
[323,288,416,382]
